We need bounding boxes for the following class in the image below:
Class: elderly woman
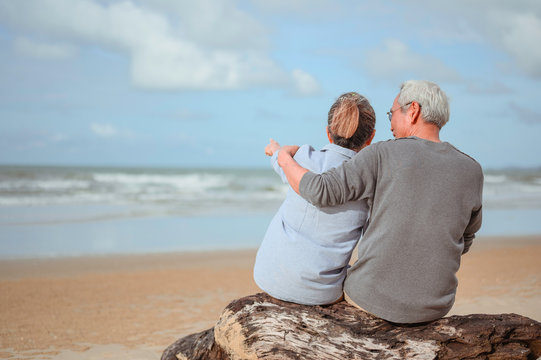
[254,92,376,305]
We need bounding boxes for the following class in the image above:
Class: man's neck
[409,123,441,143]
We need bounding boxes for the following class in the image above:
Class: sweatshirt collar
[322,143,357,159]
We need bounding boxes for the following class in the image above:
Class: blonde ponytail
[330,98,360,139]
[327,92,376,151]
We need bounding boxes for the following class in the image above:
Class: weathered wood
[162,293,541,360]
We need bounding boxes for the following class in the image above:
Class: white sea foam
[93,172,229,192]
[1,166,540,212]
[0,179,90,190]
[1,166,541,257]
[484,174,507,183]
[482,172,541,209]
[0,166,288,212]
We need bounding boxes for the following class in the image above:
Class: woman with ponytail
[254,92,376,305]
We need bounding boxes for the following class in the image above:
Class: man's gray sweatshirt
[299,137,483,323]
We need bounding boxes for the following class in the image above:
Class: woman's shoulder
[295,143,332,162]
[293,144,321,172]
[295,144,350,173]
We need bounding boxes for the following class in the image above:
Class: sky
[0,0,540,169]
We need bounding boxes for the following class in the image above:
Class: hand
[277,145,300,166]
[277,145,305,194]
[265,139,281,156]
[279,145,300,157]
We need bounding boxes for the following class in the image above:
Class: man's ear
[365,129,376,145]
[326,126,333,143]
[409,101,422,124]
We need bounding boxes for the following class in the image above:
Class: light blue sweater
[254,143,369,305]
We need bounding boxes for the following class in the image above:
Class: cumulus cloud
[364,39,460,83]
[496,11,541,77]
[461,2,541,78]
[250,0,339,18]
[141,0,269,50]
[0,0,317,92]
[406,0,541,78]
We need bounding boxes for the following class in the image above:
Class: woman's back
[253,143,369,305]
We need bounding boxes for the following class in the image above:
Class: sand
[0,236,540,360]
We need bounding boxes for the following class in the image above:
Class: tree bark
[162,293,541,360]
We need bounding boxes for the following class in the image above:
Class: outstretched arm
[277,146,307,194]
[279,144,376,208]
[265,139,304,184]
[265,139,288,183]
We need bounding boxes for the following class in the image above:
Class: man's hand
[277,145,306,194]
[277,145,300,162]
[265,139,281,156]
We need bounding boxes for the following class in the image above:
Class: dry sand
[1,236,540,360]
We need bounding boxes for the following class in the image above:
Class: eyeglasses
[386,102,421,122]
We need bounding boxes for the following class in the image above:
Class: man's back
[300,137,483,322]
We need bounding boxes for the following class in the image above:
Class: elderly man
[277,80,483,324]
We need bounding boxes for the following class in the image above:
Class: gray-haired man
[276,80,483,323]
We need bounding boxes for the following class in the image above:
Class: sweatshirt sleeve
[461,206,482,254]
[461,172,484,254]
[299,145,378,207]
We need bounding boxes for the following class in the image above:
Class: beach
[1,235,540,360]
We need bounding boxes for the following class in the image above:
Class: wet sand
[0,236,540,359]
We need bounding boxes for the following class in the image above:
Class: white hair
[398,80,450,128]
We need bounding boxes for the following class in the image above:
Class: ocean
[1,165,540,259]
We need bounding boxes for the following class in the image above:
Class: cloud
[509,102,541,124]
[140,0,269,50]
[0,0,316,93]
[249,0,339,19]
[170,109,212,122]
[90,122,135,138]
[363,39,461,83]
[0,130,70,149]
[50,133,70,143]
[291,69,321,96]
[495,11,541,77]
[90,122,117,137]
[465,80,512,95]
[405,0,541,78]
[255,108,281,122]
[14,37,77,59]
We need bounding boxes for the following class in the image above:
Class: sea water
[0,165,540,258]
[0,166,285,258]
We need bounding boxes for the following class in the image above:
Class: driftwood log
[162,293,541,360]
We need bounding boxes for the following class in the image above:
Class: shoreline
[1,234,540,276]
[1,235,540,360]
[3,206,541,260]
[0,248,258,281]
